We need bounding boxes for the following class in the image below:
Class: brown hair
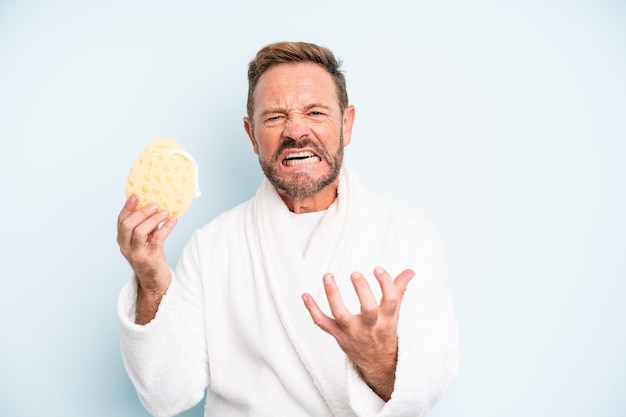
[246,41,349,118]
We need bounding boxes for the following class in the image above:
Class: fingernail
[374,266,385,274]
[351,272,362,280]
[323,273,333,284]
[147,203,158,211]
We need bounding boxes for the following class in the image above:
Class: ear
[341,105,355,147]
[243,116,259,155]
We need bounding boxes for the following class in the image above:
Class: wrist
[135,268,172,297]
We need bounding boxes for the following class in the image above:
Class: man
[117,41,459,417]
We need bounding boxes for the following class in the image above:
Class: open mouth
[282,151,322,166]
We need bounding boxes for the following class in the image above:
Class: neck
[278,180,339,214]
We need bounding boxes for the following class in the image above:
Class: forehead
[252,62,339,115]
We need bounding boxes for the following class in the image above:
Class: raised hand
[302,266,415,401]
[117,194,176,324]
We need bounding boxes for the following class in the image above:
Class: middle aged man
[117,41,459,417]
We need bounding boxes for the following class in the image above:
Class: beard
[259,133,344,201]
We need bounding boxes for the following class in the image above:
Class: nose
[282,114,311,140]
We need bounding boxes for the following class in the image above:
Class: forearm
[135,287,165,325]
[134,270,172,325]
[357,350,398,401]
[356,343,398,402]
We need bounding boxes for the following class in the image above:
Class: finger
[118,194,139,225]
[117,195,140,244]
[151,216,178,247]
[350,272,378,326]
[374,266,411,316]
[129,208,170,249]
[301,293,341,336]
[118,201,158,235]
[118,202,159,251]
[125,211,172,280]
[322,273,353,329]
[393,269,415,295]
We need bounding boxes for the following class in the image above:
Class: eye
[263,114,285,125]
[308,110,325,117]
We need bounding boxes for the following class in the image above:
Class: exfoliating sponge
[125,138,201,218]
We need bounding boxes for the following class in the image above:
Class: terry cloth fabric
[288,209,326,255]
[118,165,460,417]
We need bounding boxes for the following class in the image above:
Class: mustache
[275,138,326,158]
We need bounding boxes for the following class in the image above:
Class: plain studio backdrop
[0,0,624,416]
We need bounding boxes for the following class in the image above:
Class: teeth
[283,154,321,166]
[286,151,315,159]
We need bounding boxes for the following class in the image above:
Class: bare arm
[117,194,176,324]
[302,266,414,401]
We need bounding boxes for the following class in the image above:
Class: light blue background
[1,1,624,416]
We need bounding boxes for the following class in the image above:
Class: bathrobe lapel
[245,167,362,416]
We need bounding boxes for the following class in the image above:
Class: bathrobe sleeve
[345,213,460,417]
[118,232,209,417]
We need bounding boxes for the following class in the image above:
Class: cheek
[253,130,279,158]
[314,124,342,146]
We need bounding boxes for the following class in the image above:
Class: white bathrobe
[118,166,460,417]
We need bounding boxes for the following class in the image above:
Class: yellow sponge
[126,138,201,218]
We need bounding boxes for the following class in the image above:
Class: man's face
[244,62,355,201]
